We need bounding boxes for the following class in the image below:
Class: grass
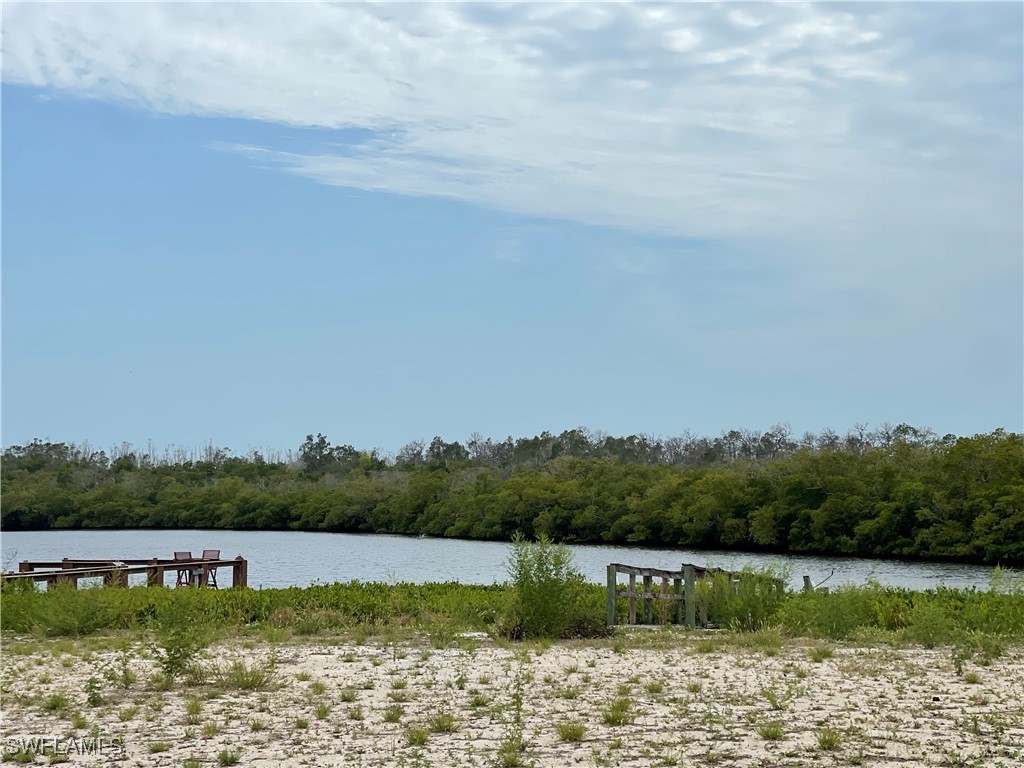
[809,645,835,663]
[383,704,404,723]
[817,726,842,750]
[216,659,276,690]
[405,727,429,746]
[427,712,459,733]
[757,721,785,740]
[217,749,241,766]
[556,720,587,742]
[601,697,634,726]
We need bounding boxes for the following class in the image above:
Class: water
[0,529,1004,591]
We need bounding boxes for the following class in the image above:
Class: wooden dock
[2,556,248,590]
[606,562,783,629]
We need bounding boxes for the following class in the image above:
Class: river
[1,529,1007,592]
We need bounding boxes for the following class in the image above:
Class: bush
[697,566,787,631]
[502,533,606,639]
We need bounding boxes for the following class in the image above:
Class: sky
[2,1,1022,458]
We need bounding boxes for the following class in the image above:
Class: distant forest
[2,425,1022,565]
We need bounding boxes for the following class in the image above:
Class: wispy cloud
[3,1,1020,288]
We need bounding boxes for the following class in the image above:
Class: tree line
[2,425,1021,564]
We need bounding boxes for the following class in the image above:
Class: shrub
[503,533,606,639]
[696,566,788,631]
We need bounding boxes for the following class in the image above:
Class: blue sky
[2,2,1022,457]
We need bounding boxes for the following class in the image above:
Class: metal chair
[201,549,221,589]
[174,551,193,588]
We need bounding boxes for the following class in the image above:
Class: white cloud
[2,0,1020,288]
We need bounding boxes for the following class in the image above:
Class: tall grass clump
[696,566,788,631]
[502,533,606,639]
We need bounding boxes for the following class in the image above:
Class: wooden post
[146,559,161,587]
[642,574,653,624]
[673,577,683,625]
[684,565,696,629]
[232,557,248,589]
[628,574,637,625]
[606,565,617,627]
[58,559,77,589]
[103,568,127,588]
[803,575,813,593]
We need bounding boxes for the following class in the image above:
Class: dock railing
[607,562,785,629]
[2,556,248,590]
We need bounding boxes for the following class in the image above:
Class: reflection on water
[0,529,1003,591]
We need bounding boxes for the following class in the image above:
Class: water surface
[0,529,1002,591]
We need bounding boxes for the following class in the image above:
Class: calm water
[0,529,1004,591]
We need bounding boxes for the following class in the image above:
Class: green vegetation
[2,567,1024,648]
[3,425,1021,563]
[504,533,607,639]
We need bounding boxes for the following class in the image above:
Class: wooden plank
[642,574,653,624]
[628,574,636,625]
[612,564,687,579]
[673,577,683,625]
[606,565,617,627]
[616,591,683,601]
[684,565,696,629]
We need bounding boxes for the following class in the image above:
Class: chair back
[173,551,192,561]
[202,549,221,561]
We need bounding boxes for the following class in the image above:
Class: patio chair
[201,549,221,589]
[174,551,193,588]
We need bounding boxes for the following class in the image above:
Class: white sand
[2,631,1022,766]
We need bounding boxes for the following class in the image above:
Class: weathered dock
[2,556,248,590]
[606,562,784,629]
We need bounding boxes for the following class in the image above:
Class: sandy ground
[1,630,1022,767]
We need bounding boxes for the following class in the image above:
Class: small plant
[964,672,981,684]
[185,698,203,725]
[294,717,309,729]
[405,727,429,746]
[809,645,834,663]
[217,749,241,766]
[310,681,326,695]
[84,677,104,707]
[42,692,70,713]
[183,758,202,768]
[216,659,276,690]
[817,726,842,751]
[644,680,665,694]
[687,681,703,693]
[348,706,365,721]
[296,672,312,682]
[427,712,459,733]
[149,743,171,753]
[761,683,796,711]
[556,720,587,742]
[118,706,139,722]
[757,721,785,740]
[340,688,358,702]
[249,718,267,731]
[601,697,634,726]
[202,721,222,737]
[313,701,331,719]
[383,704,404,723]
